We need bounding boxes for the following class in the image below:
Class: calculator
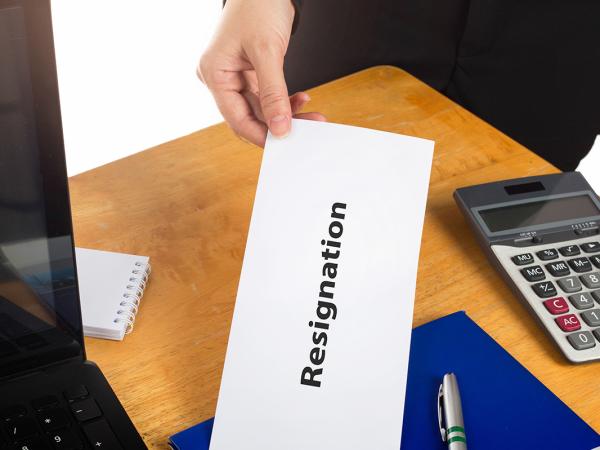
[454,172,600,363]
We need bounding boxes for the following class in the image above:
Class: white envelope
[209,119,434,450]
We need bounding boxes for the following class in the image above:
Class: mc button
[520,265,545,282]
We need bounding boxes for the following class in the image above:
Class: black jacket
[284,0,600,171]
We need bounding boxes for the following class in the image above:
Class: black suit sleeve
[222,0,303,33]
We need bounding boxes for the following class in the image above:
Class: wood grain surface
[68,66,599,448]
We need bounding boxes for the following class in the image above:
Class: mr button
[520,265,545,282]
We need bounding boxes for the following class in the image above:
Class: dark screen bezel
[0,0,85,377]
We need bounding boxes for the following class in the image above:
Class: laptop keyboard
[0,385,122,450]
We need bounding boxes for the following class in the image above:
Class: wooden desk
[69,66,599,448]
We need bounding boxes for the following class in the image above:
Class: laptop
[0,1,147,448]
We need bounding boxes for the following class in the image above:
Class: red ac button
[555,314,581,332]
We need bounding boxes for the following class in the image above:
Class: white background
[51,0,223,175]
[51,1,598,190]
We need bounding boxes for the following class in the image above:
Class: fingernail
[269,115,290,138]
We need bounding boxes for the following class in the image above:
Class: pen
[437,373,467,449]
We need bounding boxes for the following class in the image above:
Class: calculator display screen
[479,195,600,233]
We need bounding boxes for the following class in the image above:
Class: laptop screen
[0,0,84,378]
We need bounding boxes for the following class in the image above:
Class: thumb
[252,51,292,138]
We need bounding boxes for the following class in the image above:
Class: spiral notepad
[75,247,151,340]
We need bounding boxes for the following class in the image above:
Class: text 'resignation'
[301,202,347,388]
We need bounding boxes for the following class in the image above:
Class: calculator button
[581,242,600,253]
[531,281,557,298]
[568,292,595,310]
[520,265,545,282]
[590,255,600,269]
[559,245,580,257]
[592,290,600,302]
[557,276,582,293]
[568,257,592,273]
[567,331,596,350]
[536,248,559,260]
[511,253,534,265]
[545,261,570,277]
[581,309,600,327]
[580,272,600,289]
[543,297,569,315]
[555,314,581,332]
[594,329,600,342]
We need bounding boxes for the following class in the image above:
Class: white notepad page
[209,120,434,450]
[75,248,150,340]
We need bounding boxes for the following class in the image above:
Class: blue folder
[169,312,600,450]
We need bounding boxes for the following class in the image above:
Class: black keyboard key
[520,265,545,282]
[63,386,88,403]
[532,281,557,298]
[545,261,570,277]
[3,417,38,441]
[511,253,534,265]
[70,399,101,423]
[537,248,559,260]
[559,245,580,257]
[83,420,122,450]
[581,242,600,253]
[48,429,83,450]
[8,436,51,449]
[568,257,592,273]
[37,408,70,432]
[591,255,600,269]
[31,397,59,412]
[0,405,27,422]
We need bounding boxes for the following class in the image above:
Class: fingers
[250,51,292,138]
[213,88,268,147]
[290,92,310,115]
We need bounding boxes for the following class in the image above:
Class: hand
[198,0,326,147]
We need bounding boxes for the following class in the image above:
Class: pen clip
[437,383,447,443]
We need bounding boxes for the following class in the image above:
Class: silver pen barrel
[441,373,467,450]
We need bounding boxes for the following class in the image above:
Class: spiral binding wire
[113,261,151,335]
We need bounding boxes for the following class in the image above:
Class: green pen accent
[447,426,465,434]
[448,436,467,444]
